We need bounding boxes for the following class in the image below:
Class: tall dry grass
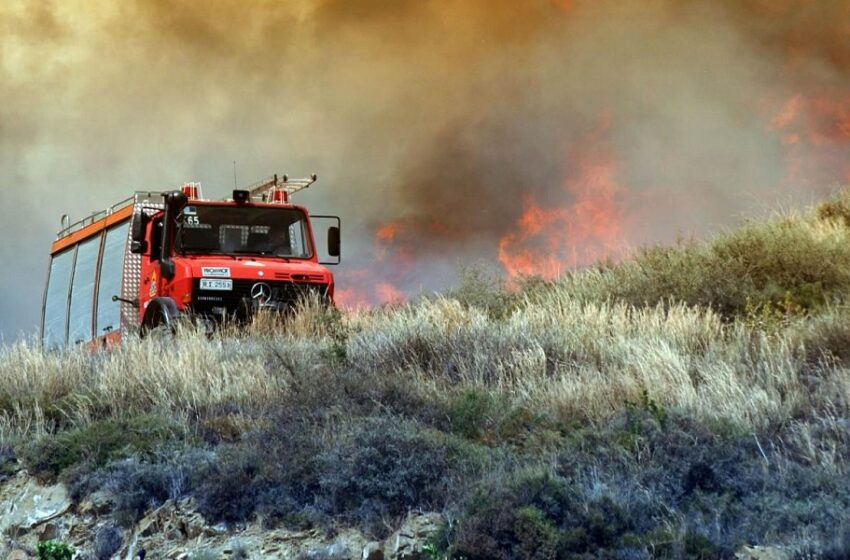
[1,195,849,446]
[0,278,848,444]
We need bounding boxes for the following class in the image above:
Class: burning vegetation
[324,0,850,307]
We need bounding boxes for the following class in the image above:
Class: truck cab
[132,177,340,332]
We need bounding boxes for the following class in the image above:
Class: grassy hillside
[5,193,850,558]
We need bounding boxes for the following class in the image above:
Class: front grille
[191,279,328,317]
[273,272,325,282]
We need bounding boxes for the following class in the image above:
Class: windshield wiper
[226,249,284,258]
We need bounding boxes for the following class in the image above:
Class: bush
[445,410,850,558]
[19,415,182,482]
[817,189,850,228]
[450,467,639,559]
[37,541,74,560]
[556,214,850,317]
[94,523,123,560]
[67,450,213,527]
[194,419,324,526]
[193,415,484,536]
[317,417,480,537]
[789,306,850,367]
[445,266,519,320]
[440,388,501,441]
[195,445,267,525]
[0,445,19,481]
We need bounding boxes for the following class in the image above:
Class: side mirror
[160,190,188,280]
[312,215,340,265]
[328,226,340,258]
[130,240,148,254]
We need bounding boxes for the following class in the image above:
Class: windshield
[175,205,313,258]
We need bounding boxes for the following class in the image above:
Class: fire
[376,282,405,303]
[335,221,412,310]
[770,94,803,132]
[498,120,628,279]
[375,222,402,243]
[769,93,850,190]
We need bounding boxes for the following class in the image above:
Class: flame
[376,282,405,303]
[770,94,803,131]
[498,120,628,279]
[375,222,402,243]
[335,221,412,309]
[769,93,850,190]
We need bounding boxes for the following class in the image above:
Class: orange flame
[375,222,402,243]
[498,120,628,279]
[769,93,850,190]
[335,222,412,309]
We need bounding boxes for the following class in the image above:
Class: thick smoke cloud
[1,0,849,339]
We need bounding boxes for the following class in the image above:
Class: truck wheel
[141,298,181,338]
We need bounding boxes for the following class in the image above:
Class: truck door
[95,221,130,339]
[139,216,164,315]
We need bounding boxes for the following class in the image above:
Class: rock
[137,510,161,538]
[302,542,353,559]
[385,513,441,560]
[5,550,29,560]
[362,542,384,560]
[735,545,791,560]
[34,521,58,541]
[202,522,229,537]
[0,473,71,535]
[88,490,115,515]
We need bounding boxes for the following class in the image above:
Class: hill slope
[4,193,850,558]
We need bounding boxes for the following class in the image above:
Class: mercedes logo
[250,282,272,303]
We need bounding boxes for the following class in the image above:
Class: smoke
[1,0,849,338]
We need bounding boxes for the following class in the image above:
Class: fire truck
[41,175,340,348]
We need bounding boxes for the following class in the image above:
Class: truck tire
[141,297,181,337]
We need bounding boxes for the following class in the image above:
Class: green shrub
[37,540,74,560]
[441,388,500,441]
[514,506,560,560]
[436,389,563,451]
[19,414,182,482]
[642,527,721,559]
[445,267,519,320]
[451,467,638,559]
[556,214,850,317]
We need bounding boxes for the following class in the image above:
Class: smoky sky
[1,0,849,340]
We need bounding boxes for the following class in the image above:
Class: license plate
[200,279,232,291]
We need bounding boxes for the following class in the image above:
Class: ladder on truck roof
[243,173,317,202]
[56,191,167,239]
[55,171,318,239]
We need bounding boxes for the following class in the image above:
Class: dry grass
[2,200,850,443]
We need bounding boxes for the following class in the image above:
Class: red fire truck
[41,175,340,348]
